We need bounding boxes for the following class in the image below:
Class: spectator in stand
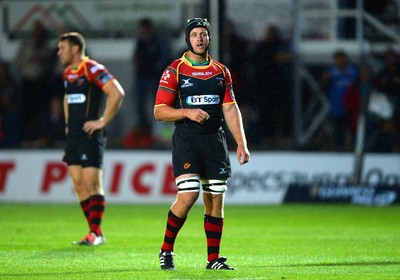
[122,123,155,149]
[253,25,293,148]
[343,64,394,152]
[320,49,358,149]
[0,60,21,148]
[220,18,249,102]
[122,122,173,150]
[43,96,68,148]
[14,20,53,147]
[376,48,400,148]
[132,18,171,128]
[220,19,258,148]
[22,95,66,148]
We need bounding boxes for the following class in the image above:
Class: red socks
[161,210,186,252]
[89,195,105,236]
[204,214,223,262]
[80,195,105,237]
[79,198,91,227]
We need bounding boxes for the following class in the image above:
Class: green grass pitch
[0,203,399,279]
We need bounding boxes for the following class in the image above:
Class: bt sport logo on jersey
[186,95,220,105]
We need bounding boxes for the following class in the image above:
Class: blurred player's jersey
[63,57,113,136]
[155,52,236,133]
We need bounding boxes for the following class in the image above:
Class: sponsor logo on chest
[192,71,213,76]
[68,93,86,104]
[186,95,220,105]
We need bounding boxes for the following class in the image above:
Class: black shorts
[172,128,231,179]
[63,131,107,168]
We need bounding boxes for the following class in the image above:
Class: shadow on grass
[276,261,400,267]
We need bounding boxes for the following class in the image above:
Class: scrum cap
[185,18,211,52]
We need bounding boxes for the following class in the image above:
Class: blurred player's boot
[72,232,106,246]
[159,251,175,270]
[206,257,235,270]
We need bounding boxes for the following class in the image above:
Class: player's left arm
[83,79,125,135]
[222,103,250,165]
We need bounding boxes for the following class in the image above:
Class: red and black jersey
[63,57,114,136]
[155,52,236,133]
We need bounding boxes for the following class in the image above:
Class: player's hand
[237,144,250,165]
[186,109,210,124]
[83,119,105,136]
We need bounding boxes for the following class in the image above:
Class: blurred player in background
[57,32,125,245]
[154,18,250,270]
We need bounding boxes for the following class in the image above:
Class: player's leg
[75,132,106,245]
[202,179,227,217]
[159,174,200,270]
[202,179,234,270]
[202,179,226,260]
[71,166,106,246]
[68,164,87,199]
[68,165,91,228]
[82,167,105,238]
[68,164,92,245]
[170,175,200,217]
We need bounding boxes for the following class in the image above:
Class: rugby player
[154,18,250,270]
[58,32,125,246]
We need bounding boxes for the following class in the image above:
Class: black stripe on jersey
[158,85,176,95]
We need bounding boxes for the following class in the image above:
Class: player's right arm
[154,105,209,124]
[63,94,69,135]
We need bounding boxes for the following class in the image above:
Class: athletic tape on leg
[176,176,201,193]
[201,179,227,194]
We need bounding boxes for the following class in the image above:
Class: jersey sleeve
[155,67,178,106]
[86,61,114,91]
[222,67,236,104]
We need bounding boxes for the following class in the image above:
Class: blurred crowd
[1,18,399,153]
[319,49,399,153]
[1,20,65,149]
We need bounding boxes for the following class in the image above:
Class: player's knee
[201,179,227,194]
[176,176,201,193]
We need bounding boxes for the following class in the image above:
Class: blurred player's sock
[89,195,105,237]
[80,198,91,228]
[204,214,223,262]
